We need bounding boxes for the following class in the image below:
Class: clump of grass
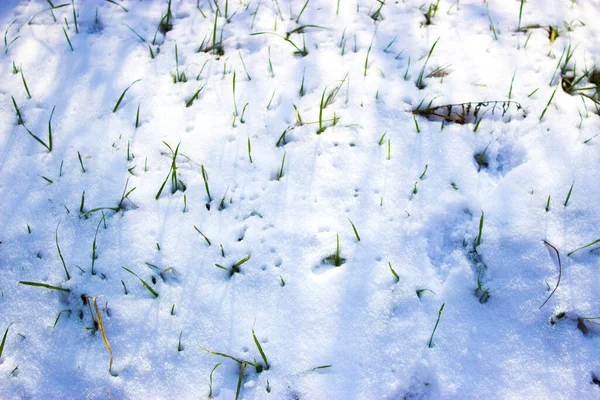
[173,44,187,83]
[474,143,490,171]
[215,255,251,277]
[156,142,186,199]
[122,267,158,297]
[423,0,440,26]
[371,0,385,21]
[323,234,345,267]
[413,100,525,124]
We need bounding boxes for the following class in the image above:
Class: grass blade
[198,345,247,364]
[55,222,70,280]
[476,210,484,247]
[21,69,31,99]
[388,262,399,282]
[47,106,55,151]
[113,79,141,113]
[208,363,222,398]
[122,267,158,297]
[193,225,211,245]
[539,240,561,309]
[348,219,360,241]
[235,362,246,400]
[0,323,13,359]
[92,297,114,374]
[428,303,445,348]
[564,181,574,207]
[252,329,269,370]
[568,238,600,257]
[62,27,73,51]
[19,281,70,292]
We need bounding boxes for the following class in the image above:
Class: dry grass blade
[92,297,114,374]
[539,240,561,309]
[413,100,525,124]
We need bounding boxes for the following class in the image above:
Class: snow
[1,0,600,398]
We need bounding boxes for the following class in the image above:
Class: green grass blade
[252,329,269,370]
[21,69,31,99]
[564,181,574,207]
[348,219,360,241]
[105,0,128,12]
[476,210,484,247]
[388,262,399,282]
[235,362,246,400]
[208,363,222,398]
[19,281,70,292]
[568,238,600,257]
[55,222,70,280]
[193,226,211,245]
[122,267,158,297]
[428,303,445,348]
[47,106,55,151]
[113,79,141,113]
[62,27,73,51]
[0,323,13,358]
[198,345,246,364]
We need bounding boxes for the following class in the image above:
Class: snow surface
[1,0,600,398]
